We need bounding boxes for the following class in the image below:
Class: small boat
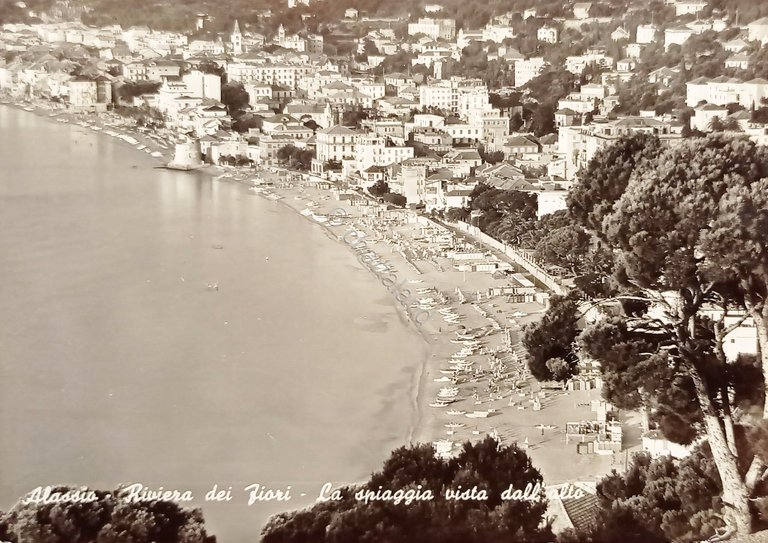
[465,411,490,418]
[446,410,466,416]
[429,401,452,408]
[434,376,452,382]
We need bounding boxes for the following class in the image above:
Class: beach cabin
[565,421,605,445]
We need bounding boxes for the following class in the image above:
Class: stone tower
[231,19,243,55]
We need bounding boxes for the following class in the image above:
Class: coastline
[231,174,637,487]
[2,98,637,499]
[231,178,434,447]
[0,98,431,449]
[0,95,177,168]
[0,105,430,540]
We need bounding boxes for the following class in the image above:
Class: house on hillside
[748,17,768,45]
[555,108,579,127]
[674,0,706,16]
[537,26,559,44]
[725,53,751,70]
[504,134,541,157]
[573,3,592,19]
[610,27,630,42]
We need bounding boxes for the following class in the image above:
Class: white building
[407,18,456,40]
[664,26,695,49]
[674,0,707,16]
[482,24,516,43]
[515,57,546,88]
[685,76,768,109]
[723,38,749,53]
[243,82,272,105]
[227,63,312,88]
[314,125,357,167]
[573,2,592,19]
[68,76,112,111]
[537,26,559,44]
[183,70,221,102]
[636,24,658,44]
[725,53,750,70]
[748,17,768,45]
[457,87,490,118]
[419,77,487,117]
[565,53,612,74]
[557,117,682,175]
[355,134,414,173]
[535,185,569,217]
[642,431,692,459]
[692,103,729,132]
[188,39,225,55]
[400,162,429,204]
[626,43,645,58]
[610,27,630,42]
[230,20,243,55]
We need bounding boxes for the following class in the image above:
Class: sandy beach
[238,172,643,485]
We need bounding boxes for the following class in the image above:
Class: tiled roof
[318,125,358,135]
[506,135,539,147]
[562,493,600,533]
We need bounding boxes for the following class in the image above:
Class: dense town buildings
[1,0,767,210]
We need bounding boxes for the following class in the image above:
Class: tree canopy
[261,438,553,543]
[553,134,768,538]
[522,294,580,382]
[0,486,215,543]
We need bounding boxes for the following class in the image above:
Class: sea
[0,106,427,541]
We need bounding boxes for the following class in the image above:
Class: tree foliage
[533,218,590,276]
[383,192,407,207]
[117,80,162,100]
[522,295,580,382]
[0,486,215,543]
[563,134,768,537]
[567,133,662,236]
[276,144,314,170]
[369,179,390,197]
[221,81,250,114]
[261,438,553,543]
[445,207,470,222]
[586,446,725,543]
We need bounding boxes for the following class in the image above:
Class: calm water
[0,107,426,541]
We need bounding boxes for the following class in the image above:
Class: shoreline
[231,178,433,447]
[231,173,637,487]
[0,99,430,449]
[3,99,638,506]
[0,105,431,540]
